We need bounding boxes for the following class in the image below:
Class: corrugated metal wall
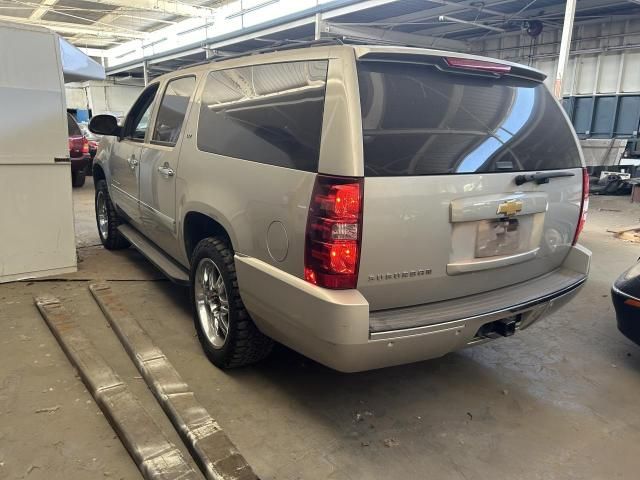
[472,18,640,139]
[472,18,640,95]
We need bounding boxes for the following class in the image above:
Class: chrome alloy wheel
[96,190,108,240]
[194,258,230,348]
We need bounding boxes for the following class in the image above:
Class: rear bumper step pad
[34,295,202,480]
[89,283,257,480]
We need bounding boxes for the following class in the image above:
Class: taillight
[305,175,364,289]
[625,298,640,308]
[572,168,589,245]
[82,137,89,155]
[444,57,511,74]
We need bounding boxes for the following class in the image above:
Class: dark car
[613,261,640,344]
[67,113,90,187]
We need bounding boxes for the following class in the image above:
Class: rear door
[139,75,197,257]
[355,58,584,311]
[109,83,158,224]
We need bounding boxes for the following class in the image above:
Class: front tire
[95,179,130,250]
[190,237,273,368]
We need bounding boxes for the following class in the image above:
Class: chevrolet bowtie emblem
[497,199,523,216]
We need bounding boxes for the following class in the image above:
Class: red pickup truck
[67,113,90,187]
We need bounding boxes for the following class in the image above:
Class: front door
[139,75,197,257]
[109,84,159,225]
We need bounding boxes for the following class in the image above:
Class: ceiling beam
[368,0,519,25]
[68,8,177,45]
[438,15,506,33]
[71,0,216,18]
[78,46,112,57]
[428,0,508,17]
[29,0,59,20]
[0,14,147,38]
[69,11,126,44]
[324,22,469,50]
[409,0,634,37]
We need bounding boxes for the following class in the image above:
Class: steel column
[314,12,323,40]
[554,0,577,99]
[143,60,149,86]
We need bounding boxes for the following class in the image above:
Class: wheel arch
[183,211,235,263]
[92,163,106,183]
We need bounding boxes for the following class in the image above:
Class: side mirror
[89,114,121,137]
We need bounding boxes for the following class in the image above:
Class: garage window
[152,76,196,146]
[197,60,328,172]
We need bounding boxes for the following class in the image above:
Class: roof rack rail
[179,37,345,70]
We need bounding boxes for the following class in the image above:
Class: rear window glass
[67,114,81,136]
[197,60,328,172]
[357,61,581,177]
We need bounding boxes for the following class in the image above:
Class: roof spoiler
[355,47,546,83]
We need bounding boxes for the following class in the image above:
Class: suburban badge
[368,269,432,282]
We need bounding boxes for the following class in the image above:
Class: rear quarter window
[197,60,328,172]
[357,61,582,177]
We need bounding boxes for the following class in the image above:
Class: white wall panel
[598,54,621,93]
[621,51,640,93]
[534,58,556,90]
[65,84,87,109]
[83,81,143,116]
[576,55,598,95]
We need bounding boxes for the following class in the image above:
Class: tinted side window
[133,103,153,140]
[67,114,81,136]
[357,61,582,176]
[124,84,159,141]
[152,76,196,146]
[197,60,328,172]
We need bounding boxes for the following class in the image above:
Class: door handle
[157,163,175,177]
[127,156,138,169]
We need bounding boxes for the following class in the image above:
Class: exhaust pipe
[494,318,517,337]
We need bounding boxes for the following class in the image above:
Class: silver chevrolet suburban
[90,43,591,372]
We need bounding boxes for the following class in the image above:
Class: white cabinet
[0,21,103,282]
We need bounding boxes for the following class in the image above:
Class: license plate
[475,218,520,258]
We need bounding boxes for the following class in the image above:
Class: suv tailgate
[354,58,584,311]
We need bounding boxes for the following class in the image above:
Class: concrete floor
[1,177,640,480]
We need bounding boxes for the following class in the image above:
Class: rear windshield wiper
[515,171,575,186]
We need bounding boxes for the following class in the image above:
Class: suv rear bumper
[70,154,90,172]
[236,244,591,372]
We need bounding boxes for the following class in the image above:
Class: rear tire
[190,237,273,368]
[72,168,86,187]
[95,179,130,250]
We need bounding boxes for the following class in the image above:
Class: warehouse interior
[1,1,640,479]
